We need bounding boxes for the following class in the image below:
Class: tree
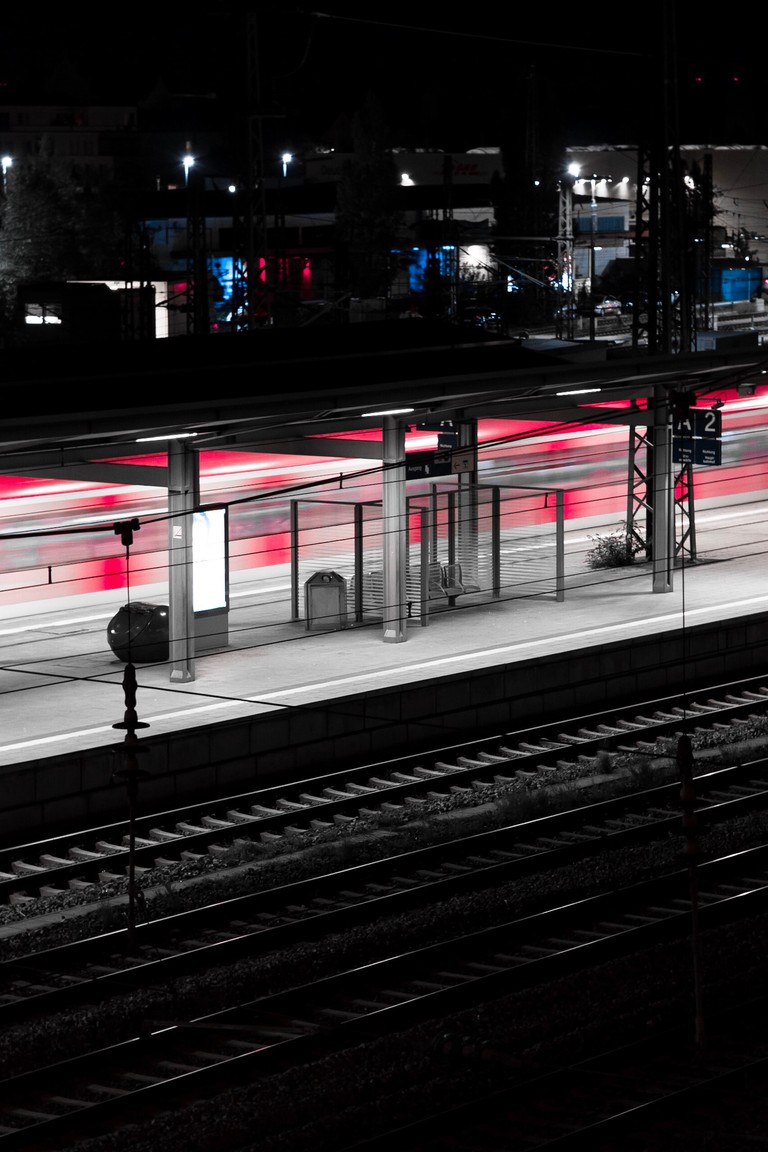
[0,142,133,342]
[334,94,401,302]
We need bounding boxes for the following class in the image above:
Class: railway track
[2,675,767,910]
[1,842,768,1150]
[0,700,765,1149]
[2,756,768,1025]
[352,1000,768,1151]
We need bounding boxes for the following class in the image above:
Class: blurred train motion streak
[0,391,766,607]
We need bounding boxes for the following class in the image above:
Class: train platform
[0,499,766,773]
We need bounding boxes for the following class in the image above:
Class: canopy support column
[168,440,199,680]
[382,415,407,643]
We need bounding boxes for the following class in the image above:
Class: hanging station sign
[673,408,722,466]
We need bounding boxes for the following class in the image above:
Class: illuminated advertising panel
[193,506,228,614]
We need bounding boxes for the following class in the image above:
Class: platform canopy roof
[0,322,765,481]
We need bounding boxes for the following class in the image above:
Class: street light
[281,151,292,178]
[589,174,599,340]
[1,155,12,193]
[183,144,195,187]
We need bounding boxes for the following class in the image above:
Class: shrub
[586,525,642,569]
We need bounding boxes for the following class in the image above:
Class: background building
[3,72,768,347]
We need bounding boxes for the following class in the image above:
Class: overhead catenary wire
[1,387,759,547]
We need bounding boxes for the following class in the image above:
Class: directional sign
[405,450,453,479]
[672,407,722,466]
[405,447,476,478]
[674,439,722,466]
[451,449,476,474]
[696,438,722,465]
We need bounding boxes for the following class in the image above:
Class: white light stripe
[0,584,292,635]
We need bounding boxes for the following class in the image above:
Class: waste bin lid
[306,570,345,584]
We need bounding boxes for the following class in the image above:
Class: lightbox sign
[192,506,228,614]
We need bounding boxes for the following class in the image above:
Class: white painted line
[3,592,765,758]
[0,727,117,752]
[255,595,768,698]
[0,698,249,753]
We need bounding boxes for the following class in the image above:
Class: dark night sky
[0,5,761,155]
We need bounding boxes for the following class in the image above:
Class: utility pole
[589,176,598,341]
[231,9,271,330]
[442,154,458,319]
[185,145,209,337]
[630,1,704,570]
[632,1,699,354]
[556,176,575,339]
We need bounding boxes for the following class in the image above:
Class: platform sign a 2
[672,408,722,466]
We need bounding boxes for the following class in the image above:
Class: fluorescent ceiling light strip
[360,408,414,417]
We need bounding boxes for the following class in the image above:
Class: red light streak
[0,391,765,606]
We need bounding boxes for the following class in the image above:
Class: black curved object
[107,601,169,663]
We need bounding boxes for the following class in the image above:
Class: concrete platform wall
[2,612,766,844]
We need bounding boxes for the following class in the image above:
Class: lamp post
[1,155,12,194]
[560,166,578,340]
[589,175,598,341]
[273,151,293,312]
[182,142,209,336]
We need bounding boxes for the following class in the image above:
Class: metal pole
[382,415,407,643]
[290,499,300,620]
[112,732,150,951]
[589,178,597,341]
[110,531,151,950]
[555,489,565,602]
[354,503,364,624]
[420,507,429,626]
[168,441,198,682]
[492,487,500,598]
[125,736,140,946]
[651,388,674,593]
[678,733,706,1047]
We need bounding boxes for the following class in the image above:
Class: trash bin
[304,571,348,631]
[107,602,170,663]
